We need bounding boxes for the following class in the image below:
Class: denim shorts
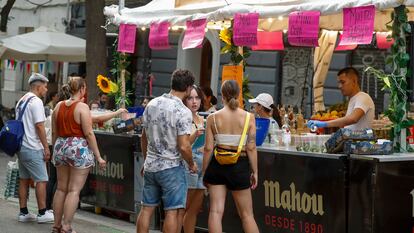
[185,151,206,189]
[142,164,187,210]
[17,146,48,182]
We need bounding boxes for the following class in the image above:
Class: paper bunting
[182,18,207,49]
[26,63,31,73]
[233,13,259,46]
[222,65,244,107]
[149,22,170,50]
[340,5,375,45]
[288,11,320,47]
[376,32,394,49]
[251,31,284,51]
[335,34,358,51]
[118,23,137,53]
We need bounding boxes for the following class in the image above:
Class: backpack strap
[17,96,35,121]
[236,112,250,154]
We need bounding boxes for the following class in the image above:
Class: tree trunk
[0,0,16,32]
[85,0,107,103]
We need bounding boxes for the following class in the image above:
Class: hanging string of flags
[117,4,394,53]
[3,60,47,73]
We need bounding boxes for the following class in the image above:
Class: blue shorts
[142,164,187,210]
[17,146,48,182]
[185,151,206,189]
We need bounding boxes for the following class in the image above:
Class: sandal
[51,226,61,233]
[61,228,76,233]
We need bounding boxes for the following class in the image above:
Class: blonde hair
[221,80,239,110]
[68,76,86,94]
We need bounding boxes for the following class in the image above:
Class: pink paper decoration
[335,34,358,51]
[117,24,137,53]
[233,13,259,46]
[376,32,394,49]
[149,22,170,50]
[339,5,375,45]
[288,11,320,47]
[251,31,284,50]
[182,19,207,49]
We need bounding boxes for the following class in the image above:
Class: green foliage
[219,20,253,104]
[365,5,411,152]
[110,37,132,107]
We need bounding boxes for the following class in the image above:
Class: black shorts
[203,155,251,191]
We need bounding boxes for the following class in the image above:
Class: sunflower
[109,81,119,93]
[219,27,232,45]
[97,75,111,93]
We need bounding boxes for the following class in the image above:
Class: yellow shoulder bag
[214,113,250,165]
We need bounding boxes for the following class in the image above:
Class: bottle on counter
[268,119,279,147]
[281,114,291,148]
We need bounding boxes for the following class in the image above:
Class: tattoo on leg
[248,133,256,144]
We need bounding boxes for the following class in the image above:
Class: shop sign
[252,31,284,51]
[81,133,137,213]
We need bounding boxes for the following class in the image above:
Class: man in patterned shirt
[137,69,197,233]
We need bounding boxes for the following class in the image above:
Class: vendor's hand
[97,157,107,170]
[116,108,128,115]
[250,172,258,190]
[43,147,51,161]
[188,161,198,173]
[307,120,328,129]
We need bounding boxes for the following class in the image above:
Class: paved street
[0,153,160,233]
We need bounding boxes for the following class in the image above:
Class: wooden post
[120,53,126,109]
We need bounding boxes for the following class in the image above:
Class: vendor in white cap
[249,93,281,128]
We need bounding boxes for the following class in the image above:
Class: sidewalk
[0,153,161,233]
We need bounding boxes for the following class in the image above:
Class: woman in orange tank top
[50,77,106,233]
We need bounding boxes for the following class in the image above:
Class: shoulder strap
[17,96,35,121]
[237,112,250,154]
[213,114,219,134]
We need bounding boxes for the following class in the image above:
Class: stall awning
[104,0,414,31]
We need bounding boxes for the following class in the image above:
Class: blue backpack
[0,96,35,156]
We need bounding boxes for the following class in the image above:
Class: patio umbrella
[0,26,86,62]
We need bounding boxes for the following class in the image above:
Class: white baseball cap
[28,72,48,84]
[248,93,274,109]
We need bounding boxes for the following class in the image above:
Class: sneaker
[37,210,54,223]
[18,212,37,222]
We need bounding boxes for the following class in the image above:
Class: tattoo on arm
[247,132,256,144]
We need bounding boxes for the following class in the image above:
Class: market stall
[97,0,414,232]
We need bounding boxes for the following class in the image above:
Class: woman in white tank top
[202,80,259,233]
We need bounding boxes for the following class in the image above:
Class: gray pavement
[0,153,161,233]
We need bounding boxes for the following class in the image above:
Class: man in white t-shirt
[15,73,54,223]
[308,67,375,131]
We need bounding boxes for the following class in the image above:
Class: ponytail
[228,97,239,110]
[271,105,282,127]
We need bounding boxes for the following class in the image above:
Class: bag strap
[236,112,250,154]
[17,96,35,121]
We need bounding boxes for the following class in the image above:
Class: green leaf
[383,76,391,88]
[404,23,412,33]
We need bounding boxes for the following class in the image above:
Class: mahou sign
[81,133,138,213]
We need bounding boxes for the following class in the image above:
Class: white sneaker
[37,210,54,223]
[18,213,37,222]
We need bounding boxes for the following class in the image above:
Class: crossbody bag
[214,113,250,165]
